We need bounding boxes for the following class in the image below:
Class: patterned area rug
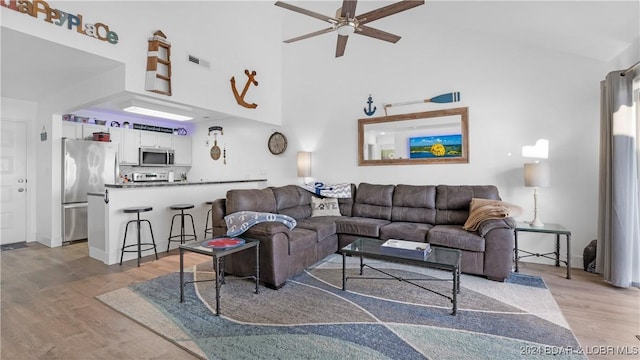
[97,254,585,359]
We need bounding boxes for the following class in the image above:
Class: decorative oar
[384,92,461,115]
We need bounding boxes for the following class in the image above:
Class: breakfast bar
[87,179,267,265]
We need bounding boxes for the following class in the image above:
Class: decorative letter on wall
[145,30,172,96]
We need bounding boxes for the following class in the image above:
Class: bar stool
[120,206,158,267]
[203,200,214,239]
[167,204,197,252]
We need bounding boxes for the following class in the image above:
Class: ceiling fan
[275,0,425,57]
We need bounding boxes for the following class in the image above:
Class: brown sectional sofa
[211,183,516,289]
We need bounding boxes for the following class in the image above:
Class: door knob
[18,188,25,192]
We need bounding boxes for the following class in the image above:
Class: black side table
[514,222,572,279]
[179,237,259,315]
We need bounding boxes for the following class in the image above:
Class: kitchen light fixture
[524,162,550,227]
[297,151,311,178]
[122,100,193,121]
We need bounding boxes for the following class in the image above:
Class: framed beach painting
[358,107,469,166]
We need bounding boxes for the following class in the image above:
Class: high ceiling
[1,1,638,105]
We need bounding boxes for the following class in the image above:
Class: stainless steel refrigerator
[62,138,118,242]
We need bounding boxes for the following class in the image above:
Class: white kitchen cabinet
[110,128,140,165]
[62,122,82,139]
[173,136,192,165]
[140,131,172,148]
[81,124,109,140]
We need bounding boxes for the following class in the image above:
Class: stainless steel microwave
[139,147,174,166]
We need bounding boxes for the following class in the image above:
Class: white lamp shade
[524,162,550,187]
[297,151,311,177]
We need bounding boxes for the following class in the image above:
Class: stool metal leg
[186,214,197,243]
[204,208,212,239]
[180,209,186,244]
[136,213,142,267]
[121,220,134,265]
[167,214,178,252]
[141,219,158,260]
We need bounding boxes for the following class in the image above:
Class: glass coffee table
[179,237,259,316]
[340,238,461,315]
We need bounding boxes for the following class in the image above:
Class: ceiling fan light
[336,23,355,36]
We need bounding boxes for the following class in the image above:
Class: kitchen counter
[88,179,268,265]
[105,179,267,188]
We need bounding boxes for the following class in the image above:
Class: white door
[0,120,28,244]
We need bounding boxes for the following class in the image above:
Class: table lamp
[297,151,311,179]
[524,162,550,227]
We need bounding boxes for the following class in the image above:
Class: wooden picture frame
[358,107,469,166]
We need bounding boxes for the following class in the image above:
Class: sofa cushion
[337,184,356,217]
[335,217,390,237]
[427,225,485,252]
[352,183,394,220]
[296,217,338,241]
[226,188,276,214]
[379,222,433,242]
[435,185,501,225]
[288,228,318,254]
[311,196,341,217]
[391,184,437,223]
[272,185,312,220]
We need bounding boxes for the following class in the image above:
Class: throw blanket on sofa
[225,211,297,237]
[301,182,352,198]
[463,198,523,232]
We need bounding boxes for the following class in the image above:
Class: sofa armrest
[477,217,516,237]
[241,223,291,237]
[482,223,515,281]
[212,199,227,227]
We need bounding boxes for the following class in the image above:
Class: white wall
[3,1,638,267]
[279,2,624,267]
[1,1,283,125]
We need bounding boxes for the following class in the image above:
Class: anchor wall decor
[230,69,258,108]
[363,94,376,116]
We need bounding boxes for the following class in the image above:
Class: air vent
[186,54,210,69]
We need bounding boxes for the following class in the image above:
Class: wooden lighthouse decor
[145,30,172,96]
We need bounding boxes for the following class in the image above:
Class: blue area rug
[97,255,585,359]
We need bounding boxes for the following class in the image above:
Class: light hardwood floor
[1,242,638,359]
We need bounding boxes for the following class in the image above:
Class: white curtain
[597,68,640,288]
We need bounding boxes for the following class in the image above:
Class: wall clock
[268,132,287,155]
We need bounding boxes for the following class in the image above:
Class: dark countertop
[105,179,267,189]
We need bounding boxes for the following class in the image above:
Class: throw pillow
[463,198,522,231]
[311,196,341,217]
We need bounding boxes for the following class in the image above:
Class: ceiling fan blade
[275,1,338,24]
[356,25,401,43]
[356,0,424,25]
[335,35,349,57]
[283,27,335,43]
[340,0,358,18]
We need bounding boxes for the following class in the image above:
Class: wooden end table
[514,222,572,279]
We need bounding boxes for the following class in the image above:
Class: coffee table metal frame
[340,238,461,315]
[179,237,259,316]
